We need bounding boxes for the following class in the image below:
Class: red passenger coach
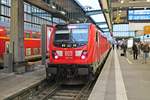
[0,26,42,67]
[47,23,110,82]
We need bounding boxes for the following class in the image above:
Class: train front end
[47,24,92,82]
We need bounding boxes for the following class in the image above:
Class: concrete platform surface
[88,49,150,100]
[0,65,46,100]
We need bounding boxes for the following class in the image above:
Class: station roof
[24,0,150,38]
[24,0,111,34]
[74,0,110,33]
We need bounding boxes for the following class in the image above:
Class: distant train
[0,26,42,67]
[46,23,111,82]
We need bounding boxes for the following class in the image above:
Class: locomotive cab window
[71,29,88,44]
[54,28,88,47]
[96,31,98,42]
[54,30,70,42]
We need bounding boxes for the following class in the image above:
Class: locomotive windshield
[71,29,88,43]
[54,30,70,42]
[54,28,88,47]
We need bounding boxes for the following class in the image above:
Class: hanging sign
[144,26,150,34]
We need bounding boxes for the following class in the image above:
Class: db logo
[65,51,72,56]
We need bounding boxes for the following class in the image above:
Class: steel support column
[10,0,24,63]
[41,24,47,65]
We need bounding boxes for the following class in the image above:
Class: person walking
[116,42,119,49]
[132,42,138,60]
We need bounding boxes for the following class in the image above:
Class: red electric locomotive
[47,23,110,82]
[0,26,41,68]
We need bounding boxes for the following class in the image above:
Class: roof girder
[112,1,150,8]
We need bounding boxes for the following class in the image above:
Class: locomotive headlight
[81,55,86,59]
[52,50,61,59]
[81,50,87,60]
[54,55,59,59]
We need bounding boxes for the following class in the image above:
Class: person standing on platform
[132,42,138,60]
[112,43,114,50]
[142,43,150,63]
[122,42,127,56]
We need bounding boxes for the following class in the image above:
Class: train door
[0,40,4,55]
[46,26,54,52]
[0,41,10,66]
[0,39,5,65]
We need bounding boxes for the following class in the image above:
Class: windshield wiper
[70,35,77,43]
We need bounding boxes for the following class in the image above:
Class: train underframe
[46,63,95,84]
[46,62,103,85]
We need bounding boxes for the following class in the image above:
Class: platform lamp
[147,0,150,2]
[84,6,92,12]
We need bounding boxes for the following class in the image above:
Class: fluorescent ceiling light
[90,14,106,22]
[60,11,66,15]
[102,29,109,31]
[52,5,56,9]
[121,0,124,3]
[99,24,108,28]
[75,0,101,11]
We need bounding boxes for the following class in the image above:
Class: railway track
[32,81,93,100]
[3,72,98,100]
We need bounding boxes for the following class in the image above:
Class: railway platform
[0,64,46,100]
[89,48,150,100]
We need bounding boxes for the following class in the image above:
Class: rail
[45,81,94,100]
[74,81,93,100]
[32,82,61,100]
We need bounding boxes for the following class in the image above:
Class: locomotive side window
[26,32,30,38]
[96,31,98,42]
[32,32,40,38]
[33,48,39,55]
[39,48,41,54]
[26,48,31,56]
